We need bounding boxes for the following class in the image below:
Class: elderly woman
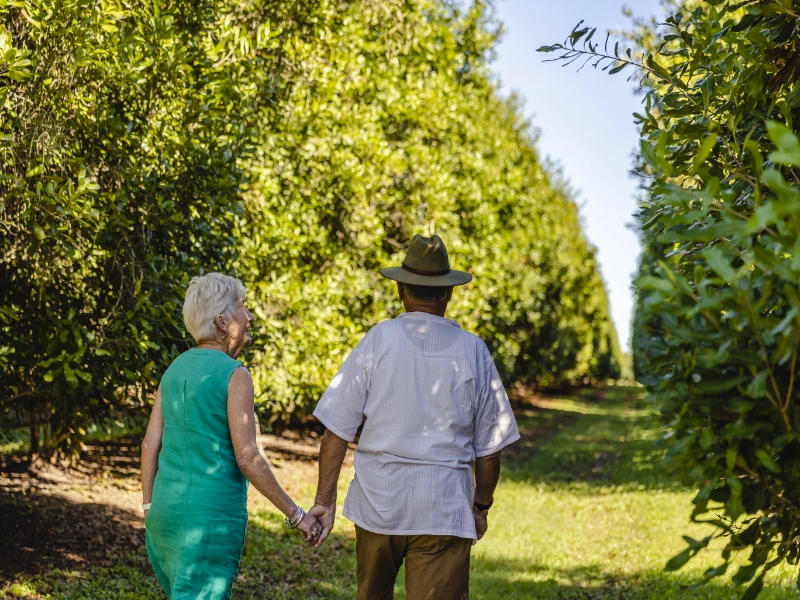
[140,273,320,599]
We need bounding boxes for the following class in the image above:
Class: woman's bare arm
[141,386,164,512]
[228,367,316,534]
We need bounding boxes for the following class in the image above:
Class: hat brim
[380,266,472,286]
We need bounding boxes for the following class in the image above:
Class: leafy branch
[537,20,661,83]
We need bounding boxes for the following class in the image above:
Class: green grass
[0,428,29,455]
[457,388,800,600]
[4,387,799,599]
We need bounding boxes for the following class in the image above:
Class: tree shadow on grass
[469,556,799,600]
[0,489,356,600]
[503,389,685,493]
[0,492,147,584]
[237,511,357,600]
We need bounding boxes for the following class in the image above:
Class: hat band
[402,263,451,277]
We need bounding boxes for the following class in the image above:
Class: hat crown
[403,235,450,274]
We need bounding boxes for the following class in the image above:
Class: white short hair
[183,273,246,343]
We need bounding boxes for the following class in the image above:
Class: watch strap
[473,498,493,512]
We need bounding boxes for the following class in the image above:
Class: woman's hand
[297,511,323,545]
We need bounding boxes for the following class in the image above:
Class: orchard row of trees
[543,0,800,596]
[0,0,622,456]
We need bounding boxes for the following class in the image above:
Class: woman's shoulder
[162,349,242,382]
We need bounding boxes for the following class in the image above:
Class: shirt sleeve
[473,345,520,458]
[312,330,374,442]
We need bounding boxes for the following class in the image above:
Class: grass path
[465,388,799,599]
[3,387,800,599]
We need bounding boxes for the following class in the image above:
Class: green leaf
[74,369,92,383]
[635,275,675,294]
[755,450,780,473]
[691,134,718,175]
[727,494,745,521]
[766,121,800,168]
[63,362,78,387]
[701,75,715,111]
[696,375,748,394]
[25,164,43,178]
[702,247,737,283]
[726,448,738,470]
[746,372,768,398]
[33,225,45,241]
[641,139,658,169]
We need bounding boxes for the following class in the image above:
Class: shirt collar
[398,311,462,329]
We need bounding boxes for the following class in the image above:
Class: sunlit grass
[455,388,800,600]
[4,387,798,599]
[0,439,26,454]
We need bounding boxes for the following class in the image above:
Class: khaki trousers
[355,525,472,600]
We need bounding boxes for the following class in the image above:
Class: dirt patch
[0,492,145,583]
[0,441,147,585]
[0,430,356,585]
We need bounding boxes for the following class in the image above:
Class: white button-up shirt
[313,311,520,539]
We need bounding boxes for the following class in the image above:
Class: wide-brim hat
[380,234,472,286]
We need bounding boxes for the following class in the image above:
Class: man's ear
[446,287,453,302]
[397,282,405,301]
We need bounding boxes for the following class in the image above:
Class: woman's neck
[197,339,232,357]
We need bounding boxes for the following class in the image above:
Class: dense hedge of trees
[1,0,621,455]
[237,0,623,420]
[544,0,800,595]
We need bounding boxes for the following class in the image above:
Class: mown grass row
[4,387,799,599]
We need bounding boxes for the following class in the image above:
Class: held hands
[308,503,336,548]
[297,511,323,545]
[292,505,332,548]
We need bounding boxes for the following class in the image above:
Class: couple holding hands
[141,234,519,600]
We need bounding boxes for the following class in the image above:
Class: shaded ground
[2,387,799,599]
[0,430,354,594]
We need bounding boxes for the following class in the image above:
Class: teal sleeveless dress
[146,348,249,600]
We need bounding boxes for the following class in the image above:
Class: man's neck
[403,304,447,318]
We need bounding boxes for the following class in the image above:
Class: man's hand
[473,451,500,543]
[472,506,488,541]
[308,504,336,548]
[297,511,322,545]
[311,429,349,548]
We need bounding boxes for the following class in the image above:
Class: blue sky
[492,0,664,352]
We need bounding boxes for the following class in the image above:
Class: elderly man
[309,234,519,600]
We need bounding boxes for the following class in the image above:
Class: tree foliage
[238,0,623,419]
[1,0,621,455]
[0,0,312,453]
[543,0,800,595]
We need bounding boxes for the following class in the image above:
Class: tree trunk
[28,410,39,463]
